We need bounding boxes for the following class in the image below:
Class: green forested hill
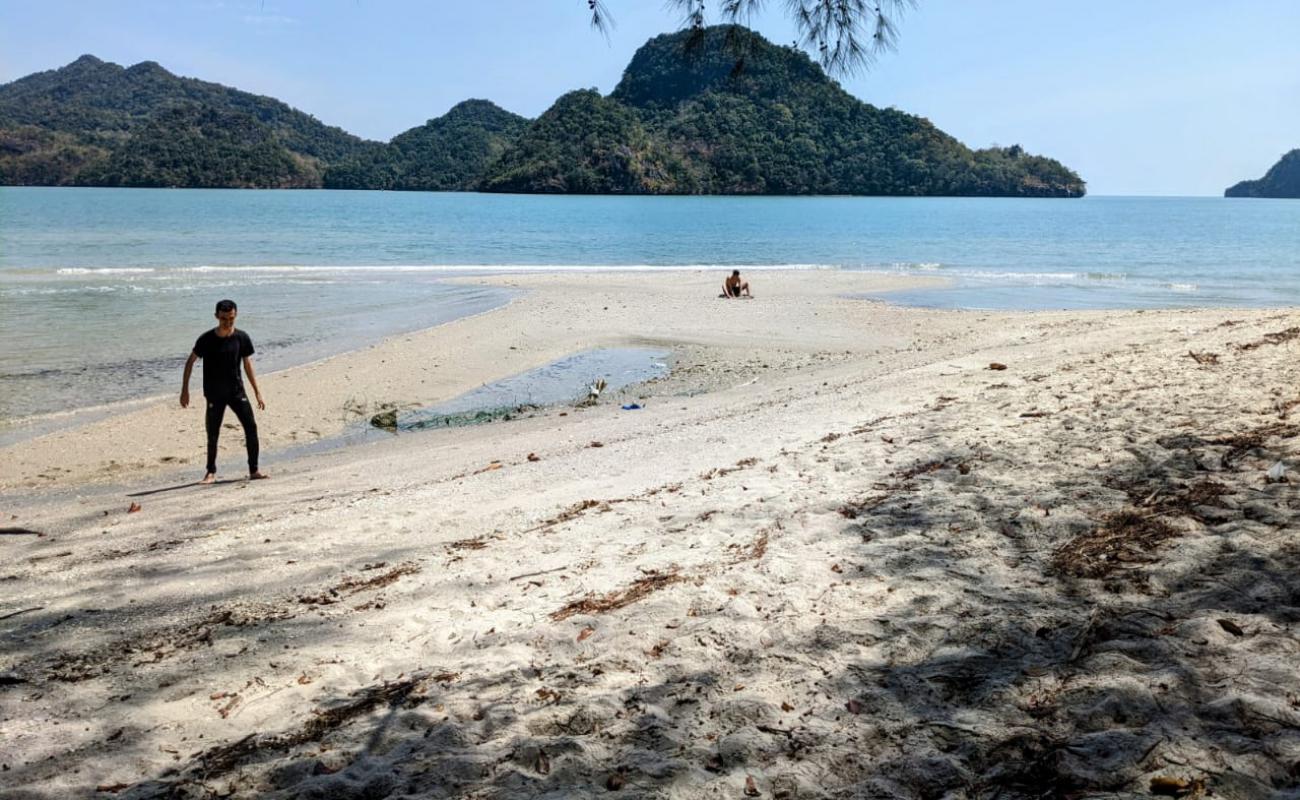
[324,100,527,190]
[75,105,322,188]
[2,31,1085,196]
[480,91,698,193]
[484,28,1084,196]
[0,54,371,186]
[1225,150,1300,198]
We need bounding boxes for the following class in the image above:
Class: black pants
[205,394,259,475]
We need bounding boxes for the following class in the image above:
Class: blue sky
[2,0,1297,195]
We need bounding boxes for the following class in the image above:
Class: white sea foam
[1167,282,1199,292]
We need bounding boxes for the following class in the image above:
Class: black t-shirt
[193,329,255,399]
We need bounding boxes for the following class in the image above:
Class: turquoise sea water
[1,187,1298,426]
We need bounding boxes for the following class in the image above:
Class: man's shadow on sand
[127,479,243,497]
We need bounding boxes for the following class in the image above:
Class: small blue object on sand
[621,403,642,411]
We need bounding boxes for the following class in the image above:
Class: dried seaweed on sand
[1235,326,1300,351]
[193,673,430,778]
[551,570,682,621]
[1052,510,1180,578]
[525,498,618,533]
[1211,423,1299,468]
[298,562,421,605]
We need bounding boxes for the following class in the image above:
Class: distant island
[0,27,1084,197]
[1225,149,1300,198]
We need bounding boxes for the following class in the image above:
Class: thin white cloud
[242,13,297,26]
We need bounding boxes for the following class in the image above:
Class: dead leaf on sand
[127,502,142,514]
[745,775,761,796]
[1150,775,1206,797]
[215,693,241,719]
[988,362,1008,370]
[527,452,540,462]
[577,626,595,642]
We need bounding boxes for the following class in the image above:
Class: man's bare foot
[249,470,270,480]
[199,473,216,485]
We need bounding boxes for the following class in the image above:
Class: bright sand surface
[2,270,1299,798]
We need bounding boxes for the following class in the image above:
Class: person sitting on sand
[180,299,269,484]
[723,269,751,298]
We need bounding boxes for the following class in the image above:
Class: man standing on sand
[180,299,269,484]
[723,269,752,298]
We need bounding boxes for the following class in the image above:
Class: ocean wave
[888,261,944,271]
[0,281,307,296]
[186,263,839,273]
[1166,282,1199,292]
[56,267,157,275]
[22,263,840,277]
[935,269,1083,283]
[865,264,1098,283]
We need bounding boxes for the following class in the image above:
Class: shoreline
[3,271,1299,797]
[0,288,526,450]
[0,265,917,449]
[0,269,943,491]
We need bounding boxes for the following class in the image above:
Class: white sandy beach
[2,270,1299,798]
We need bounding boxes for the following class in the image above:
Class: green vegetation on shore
[0,29,1084,196]
[1225,150,1300,198]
